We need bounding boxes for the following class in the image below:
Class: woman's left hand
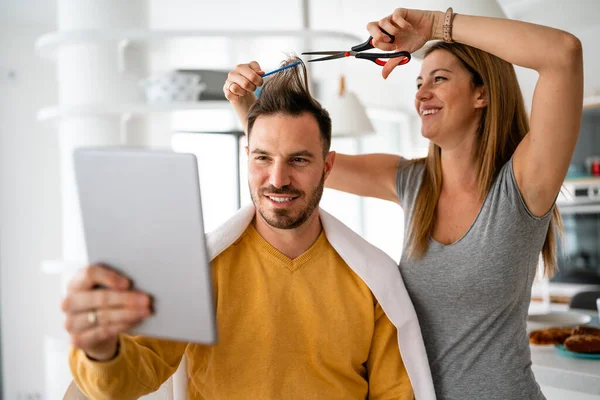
[367,8,440,78]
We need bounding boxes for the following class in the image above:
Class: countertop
[529,304,600,396]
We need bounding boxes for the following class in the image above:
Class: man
[64,58,434,399]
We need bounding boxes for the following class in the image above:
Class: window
[171,109,242,232]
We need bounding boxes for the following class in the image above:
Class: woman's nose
[416,84,432,101]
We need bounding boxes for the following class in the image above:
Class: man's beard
[250,172,325,230]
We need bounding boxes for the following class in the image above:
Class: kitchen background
[1,0,600,399]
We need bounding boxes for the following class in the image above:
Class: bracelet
[443,7,455,43]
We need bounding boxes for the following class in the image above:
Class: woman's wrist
[430,10,447,41]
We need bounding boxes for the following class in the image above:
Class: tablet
[73,147,216,344]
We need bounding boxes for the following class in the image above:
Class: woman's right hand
[367,8,441,79]
[62,264,152,361]
[223,61,265,103]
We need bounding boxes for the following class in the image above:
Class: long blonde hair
[407,42,561,277]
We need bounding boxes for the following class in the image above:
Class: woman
[224,7,583,399]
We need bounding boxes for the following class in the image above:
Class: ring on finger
[87,309,98,326]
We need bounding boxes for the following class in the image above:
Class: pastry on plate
[571,325,600,337]
[529,327,573,345]
[564,334,600,354]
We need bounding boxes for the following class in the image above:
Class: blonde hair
[407,42,561,277]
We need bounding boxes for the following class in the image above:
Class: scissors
[301,29,411,67]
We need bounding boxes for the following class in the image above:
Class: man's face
[247,113,334,230]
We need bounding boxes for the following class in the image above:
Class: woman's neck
[440,135,479,192]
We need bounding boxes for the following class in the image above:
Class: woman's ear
[474,86,488,109]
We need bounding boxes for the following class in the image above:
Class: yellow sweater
[70,224,413,399]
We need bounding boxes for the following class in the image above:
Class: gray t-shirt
[396,158,550,400]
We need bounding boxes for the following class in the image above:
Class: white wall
[0,22,62,399]
[504,2,600,111]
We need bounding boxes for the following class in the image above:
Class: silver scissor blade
[301,51,344,55]
[305,53,348,62]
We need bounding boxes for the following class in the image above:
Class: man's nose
[269,161,292,188]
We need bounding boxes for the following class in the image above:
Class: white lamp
[325,75,374,137]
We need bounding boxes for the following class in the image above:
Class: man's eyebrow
[250,148,270,155]
[250,148,316,158]
[416,68,454,81]
[289,150,315,159]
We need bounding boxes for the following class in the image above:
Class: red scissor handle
[352,29,410,67]
[356,51,411,67]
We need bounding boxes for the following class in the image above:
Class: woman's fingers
[390,8,413,31]
[247,61,265,76]
[366,21,396,51]
[224,83,241,102]
[229,75,257,95]
[381,56,407,80]
[224,62,264,102]
[368,8,432,58]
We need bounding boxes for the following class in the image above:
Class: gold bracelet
[443,7,454,43]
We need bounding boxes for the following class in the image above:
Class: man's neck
[253,212,323,259]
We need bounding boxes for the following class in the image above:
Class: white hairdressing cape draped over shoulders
[198,205,436,400]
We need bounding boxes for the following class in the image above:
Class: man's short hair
[246,57,332,157]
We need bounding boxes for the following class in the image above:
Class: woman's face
[414,50,486,148]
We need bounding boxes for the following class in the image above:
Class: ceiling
[497,0,600,34]
[2,0,599,34]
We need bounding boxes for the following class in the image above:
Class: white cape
[196,205,436,399]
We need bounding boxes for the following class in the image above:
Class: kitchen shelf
[37,101,231,121]
[35,29,362,60]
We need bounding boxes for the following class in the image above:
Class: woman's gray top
[396,158,551,400]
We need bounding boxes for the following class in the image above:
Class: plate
[555,345,600,359]
[527,310,592,331]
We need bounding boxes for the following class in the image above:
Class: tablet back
[74,147,216,344]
